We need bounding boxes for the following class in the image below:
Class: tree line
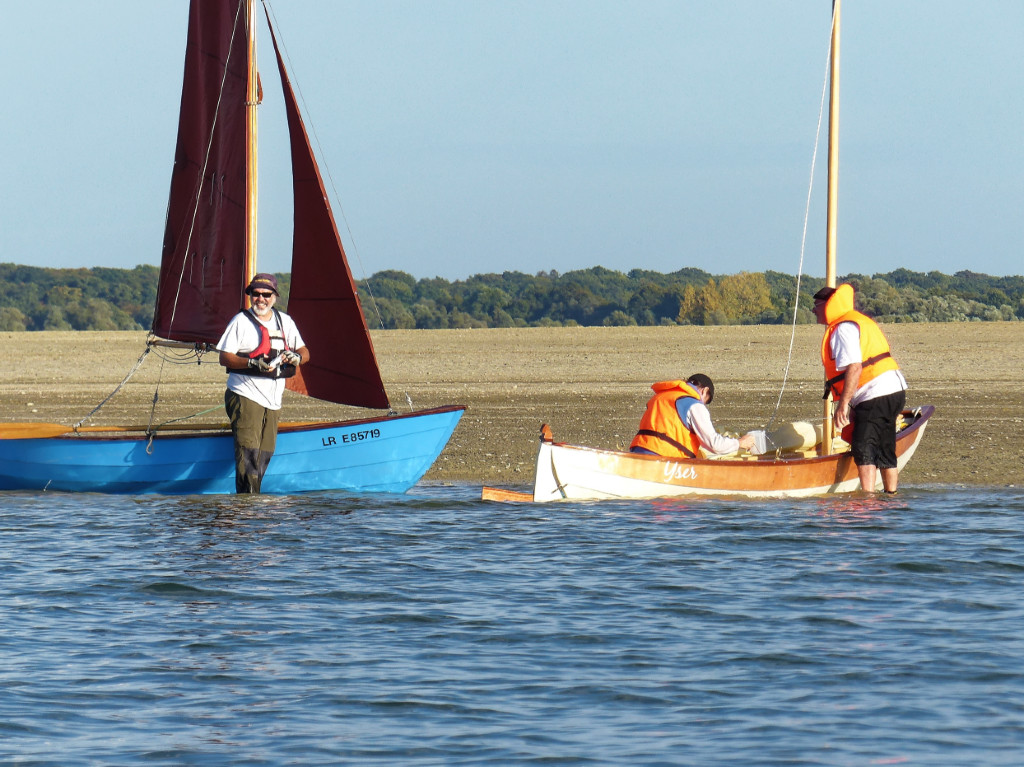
[0,262,1021,332]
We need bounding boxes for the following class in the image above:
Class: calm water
[1,485,1022,766]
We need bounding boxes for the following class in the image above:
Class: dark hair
[686,373,714,405]
[813,286,836,302]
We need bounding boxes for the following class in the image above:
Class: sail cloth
[269,11,389,409]
[154,0,388,409]
[153,0,249,345]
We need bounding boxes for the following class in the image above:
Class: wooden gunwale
[39,405,466,442]
[545,406,932,468]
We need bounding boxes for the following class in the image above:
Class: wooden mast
[826,0,840,288]
[822,0,841,455]
[244,0,259,301]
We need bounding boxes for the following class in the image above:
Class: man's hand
[834,362,861,430]
[834,403,852,429]
[248,357,273,373]
[281,350,301,366]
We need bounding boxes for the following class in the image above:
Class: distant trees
[0,262,1020,331]
[674,272,774,325]
[357,267,1023,329]
[0,264,158,331]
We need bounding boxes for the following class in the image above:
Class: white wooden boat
[482,409,932,502]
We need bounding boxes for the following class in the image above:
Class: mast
[244,0,259,295]
[825,0,840,288]
[822,0,841,455]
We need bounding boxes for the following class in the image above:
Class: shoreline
[2,324,1022,489]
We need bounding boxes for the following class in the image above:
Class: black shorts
[850,390,906,469]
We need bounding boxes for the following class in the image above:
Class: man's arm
[687,404,741,455]
[221,347,309,369]
[831,322,862,429]
[219,350,250,369]
[285,346,311,366]
[833,361,862,429]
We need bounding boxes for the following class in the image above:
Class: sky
[2,1,1021,281]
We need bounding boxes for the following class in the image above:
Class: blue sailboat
[0,0,463,494]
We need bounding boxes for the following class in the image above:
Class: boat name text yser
[663,463,698,482]
[322,428,381,447]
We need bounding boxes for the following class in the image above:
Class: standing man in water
[814,283,907,494]
[218,273,310,493]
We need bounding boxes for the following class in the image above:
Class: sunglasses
[251,291,275,299]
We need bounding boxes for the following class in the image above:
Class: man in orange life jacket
[814,283,907,494]
[630,374,756,459]
[218,273,310,493]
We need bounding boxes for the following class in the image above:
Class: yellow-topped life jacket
[820,283,899,399]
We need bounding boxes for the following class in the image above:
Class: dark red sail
[268,16,390,409]
[152,0,248,344]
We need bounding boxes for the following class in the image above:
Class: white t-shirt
[830,321,907,407]
[684,401,739,455]
[217,309,306,410]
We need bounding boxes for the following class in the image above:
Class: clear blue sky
[2,1,1021,280]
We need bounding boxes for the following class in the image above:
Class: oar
[0,420,339,440]
[0,422,232,440]
[481,486,534,503]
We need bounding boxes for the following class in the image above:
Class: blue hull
[0,407,464,495]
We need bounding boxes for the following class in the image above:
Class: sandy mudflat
[2,323,1021,488]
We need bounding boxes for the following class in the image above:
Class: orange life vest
[629,380,703,459]
[820,283,899,400]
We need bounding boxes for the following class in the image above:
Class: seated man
[630,374,755,458]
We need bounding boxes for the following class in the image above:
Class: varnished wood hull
[522,406,933,502]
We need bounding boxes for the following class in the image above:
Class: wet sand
[2,323,1021,488]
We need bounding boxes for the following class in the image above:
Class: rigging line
[764,6,836,433]
[150,405,225,432]
[164,0,246,337]
[148,343,212,365]
[262,0,388,333]
[73,346,152,430]
[145,355,168,435]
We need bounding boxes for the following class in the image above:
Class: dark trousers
[851,390,906,469]
[224,390,280,494]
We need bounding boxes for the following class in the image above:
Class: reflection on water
[812,491,909,521]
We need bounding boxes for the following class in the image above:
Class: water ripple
[1,486,1023,764]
